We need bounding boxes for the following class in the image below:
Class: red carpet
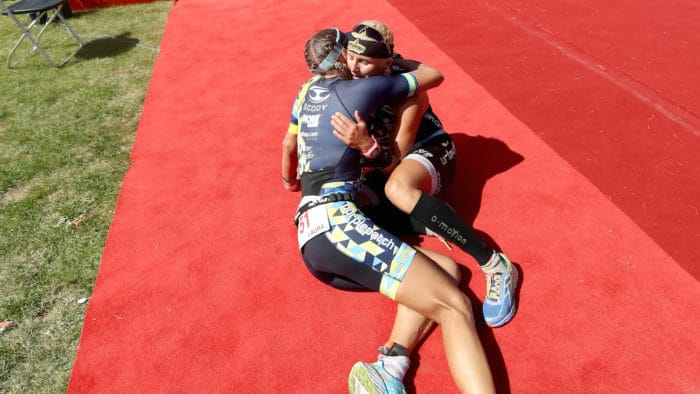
[68,0,699,392]
[387,0,700,280]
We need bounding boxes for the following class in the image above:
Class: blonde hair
[358,20,394,47]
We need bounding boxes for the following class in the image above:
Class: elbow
[430,72,444,88]
[282,135,297,155]
[416,67,445,92]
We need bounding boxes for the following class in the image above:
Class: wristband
[282,175,296,182]
[283,178,299,191]
[284,180,299,191]
[361,136,381,158]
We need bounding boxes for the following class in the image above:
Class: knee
[385,173,428,212]
[430,292,475,326]
[384,176,407,203]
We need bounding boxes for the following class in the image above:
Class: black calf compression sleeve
[410,193,493,265]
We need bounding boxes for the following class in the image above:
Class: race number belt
[294,192,354,226]
[295,192,353,248]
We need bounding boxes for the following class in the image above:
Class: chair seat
[1,0,65,15]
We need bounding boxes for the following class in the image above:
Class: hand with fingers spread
[331,110,375,152]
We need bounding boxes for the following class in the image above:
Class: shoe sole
[348,362,384,394]
[486,264,520,327]
[348,361,407,394]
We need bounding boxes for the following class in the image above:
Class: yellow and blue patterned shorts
[317,200,416,299]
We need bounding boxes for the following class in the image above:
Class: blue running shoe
[348,360,406,394]
[482,253,519,327]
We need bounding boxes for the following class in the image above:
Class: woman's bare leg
[395,251,495,394]
[384,159,429,213]
[383,247,461,353]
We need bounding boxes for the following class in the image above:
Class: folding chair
[0,0,83,67]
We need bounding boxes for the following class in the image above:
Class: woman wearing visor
[335,21,519,331]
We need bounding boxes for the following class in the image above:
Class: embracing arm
[394,56,444,94]
[331,93,429,173]
[393,91,429,159]
[281,131,299,191]
[331,111,375,153]
[332,111,398,169]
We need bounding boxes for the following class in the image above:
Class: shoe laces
[486,272,502,301]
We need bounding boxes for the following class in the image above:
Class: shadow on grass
[75,32,141,59]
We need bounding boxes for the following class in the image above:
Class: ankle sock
[377,343,410,380]
[482,252,510,274]
[377,354,410,381]
[410,193,493,265]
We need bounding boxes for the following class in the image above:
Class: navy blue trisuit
[288,72,423,299]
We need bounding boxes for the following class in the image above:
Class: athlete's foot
[481,252,519,327]
[348,359,406,394]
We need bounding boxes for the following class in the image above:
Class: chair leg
[56,10,84,47]
[6,8,84,68]
[6,10,45,67]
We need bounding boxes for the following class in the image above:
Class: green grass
[0,2,171,392]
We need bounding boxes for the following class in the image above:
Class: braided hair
[304,28,351,79]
